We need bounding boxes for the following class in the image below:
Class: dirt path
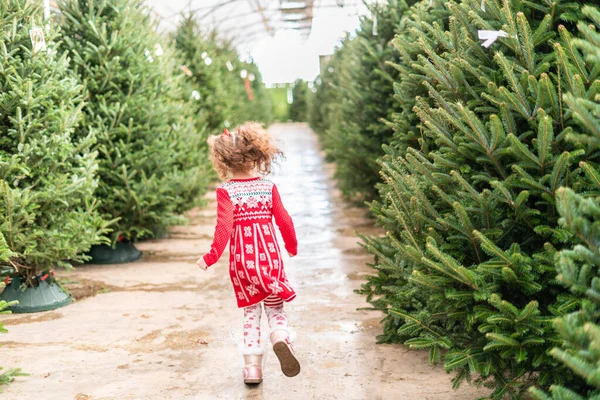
[1,124,483,400]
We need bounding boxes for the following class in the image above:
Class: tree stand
[0,276,72,313]
[85,241,142,265]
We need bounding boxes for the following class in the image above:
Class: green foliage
[288,79,309,122]
[359,0,597,397]
[530,6,600,399]
[530,189,600,400]
[0,282,23,391]
[58,0,209,241]
[0,0,106,283]
[173,14,272,130]
[269,85,289,121]
[310,0,416,202]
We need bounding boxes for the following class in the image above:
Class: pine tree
[316,0,414,202]
[530,6,600,399]
[288,79,309,122]
[309,41,352,150]
[0,0,105,283]
[173,16,229,131]
[58,0,208,242]
[359,0,595,397]
[173,17,272,130]
[0,282,21,390]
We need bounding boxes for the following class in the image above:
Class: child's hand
[197,258,208,270]
[287,251,296,258]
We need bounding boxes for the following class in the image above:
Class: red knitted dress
[202,177,298,308]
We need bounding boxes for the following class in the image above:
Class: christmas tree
[173,15,229,131]
[309,44,350,151]
[173,16,272,130]
[530,5,600,399]
[288,79,309,122]
[311,0,417,202]
[359,0,596,397]
[0,282,21,390]
[0,0,105,284]
[59,0,208,243]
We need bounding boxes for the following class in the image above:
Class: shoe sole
[244,378,262,385]
[273,342,300,377]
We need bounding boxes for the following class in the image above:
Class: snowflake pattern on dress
[246,196,258,208]
[233,277,240,286]
[251,276,259,285]
[259,253,266,261]
[246,260,255,269]
[246,285,259,296]
[268,243,276,253]
[236,254,241,262]
[245,244,254,254]
[237,292,245,300]
[244,226,252,237]
[273,259,279,269]
[262,225,271,235]
[268,281,283,294]
[238,270,245,279]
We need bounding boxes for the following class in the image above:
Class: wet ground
[0,124,484,400]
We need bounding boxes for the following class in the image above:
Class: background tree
[0,0,105,284]
[358,0,595,397]
[59,0,208,243]
[173,15,272,131]
[309,0,415,202]
[288,79,309,122]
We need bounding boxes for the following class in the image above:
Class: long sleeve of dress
[203,188,234,267]
[272,184,298,256]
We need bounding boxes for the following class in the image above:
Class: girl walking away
[197,122,300,384]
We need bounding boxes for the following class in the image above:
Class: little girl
[197,122,300,384]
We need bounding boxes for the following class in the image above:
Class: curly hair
[207,122,283,180]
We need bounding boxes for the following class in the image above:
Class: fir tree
[58,0,208,241]
[318,0,413,202]
[288,79,309,122]
[0,0,105,283]
[530,5,600,399]
[359,0,595,397]
[0,282,21,390]
[173,16,272,130]
[173,16,229,131]
[309,41,352,151]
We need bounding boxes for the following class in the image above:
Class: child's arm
[201,188,234,268]
[272,184,298,256]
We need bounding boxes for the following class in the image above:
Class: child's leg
[263,295,288,333]
[263,295,300,377]
[243,303,263,354]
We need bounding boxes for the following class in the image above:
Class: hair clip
[222,128,230,137]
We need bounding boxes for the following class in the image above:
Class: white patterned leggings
[243,295,289,355]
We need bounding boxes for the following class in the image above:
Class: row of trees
[1,0,271,287]
[310,0,600,398]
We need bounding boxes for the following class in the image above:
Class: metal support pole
[43,0,50,20]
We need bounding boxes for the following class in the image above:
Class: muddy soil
[0,124,484,400]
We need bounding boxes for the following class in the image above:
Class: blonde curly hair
[207,122,282,180]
